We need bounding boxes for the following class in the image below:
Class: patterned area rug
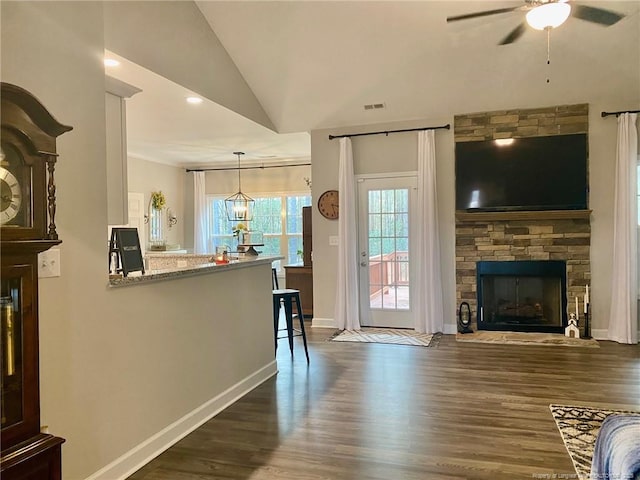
[456,331,599,348]
[330,328,437,347]
[549,404,640,479]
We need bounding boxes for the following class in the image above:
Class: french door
[357,175,417,328]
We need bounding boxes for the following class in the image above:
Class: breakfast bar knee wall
[92,256,281,480]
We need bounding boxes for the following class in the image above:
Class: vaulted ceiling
[108,1,640,167]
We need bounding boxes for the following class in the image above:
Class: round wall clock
[317,190,339,219]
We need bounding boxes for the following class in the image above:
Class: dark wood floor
[128,328,639,480]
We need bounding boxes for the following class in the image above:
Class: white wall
[311,109,639,334]
[308,3,639,333]
[128,156,186,248]
[1,3,275,479]
[204,164,311,195]
[310,119,456,328]
[103,1,274,131]
[180,165,311,251]
[1,2,637,478]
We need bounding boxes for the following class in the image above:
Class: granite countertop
[144,252,201,257]
[108,255,282,287]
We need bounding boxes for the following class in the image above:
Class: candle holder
[213,246,229,265]
[582,302,591,339]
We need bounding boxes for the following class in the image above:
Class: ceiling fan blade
[499,22,527,45]
[571,4,625,26]
[447,7,522,23]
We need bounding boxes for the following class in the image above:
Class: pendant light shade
[225,152,254,222]
[526,1,571,30]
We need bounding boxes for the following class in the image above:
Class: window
[208,193,311,270]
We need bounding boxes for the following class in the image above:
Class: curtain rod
[186,162,311,173]
[601,109,640,118]
[328,123,450,140]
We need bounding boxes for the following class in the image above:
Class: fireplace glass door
[480,275,563,331]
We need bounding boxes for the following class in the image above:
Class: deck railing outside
[368,251,409,298]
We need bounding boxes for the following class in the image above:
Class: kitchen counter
[109,255,282,287]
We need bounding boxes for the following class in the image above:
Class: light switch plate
[329,235,339,246]
[38,249,61,278]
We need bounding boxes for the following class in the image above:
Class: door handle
[360,261,367,267]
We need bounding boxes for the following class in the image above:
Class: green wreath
[151,191,166,210]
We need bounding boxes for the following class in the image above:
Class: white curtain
[193,171,209,254]
[608,113,638,344]
[334,137,361,331]
[415,130,444,333]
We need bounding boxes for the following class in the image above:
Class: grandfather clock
[0,83,72,479]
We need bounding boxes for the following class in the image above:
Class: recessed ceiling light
[104,58,120,67]
[186,96,203,104]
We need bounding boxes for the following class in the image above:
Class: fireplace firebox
[477,261,567,333]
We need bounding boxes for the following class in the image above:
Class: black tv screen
[455,134,588,212]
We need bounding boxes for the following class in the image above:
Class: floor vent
[364,103,385,110]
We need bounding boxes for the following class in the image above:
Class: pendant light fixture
[225,151,254,222]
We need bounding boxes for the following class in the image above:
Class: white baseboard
[312,318,457,333]
[309,319,616,340]
[443,323,457,335]
[592,329,640,343]
[592,327,640,342]
[86,360,278,480]
[592,329,608,340]
[312,317,337,329]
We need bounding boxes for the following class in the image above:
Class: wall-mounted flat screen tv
[455,133,588,212]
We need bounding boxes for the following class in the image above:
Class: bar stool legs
[272,294,280,354]
[272,289,309,363]
[292,292,310,363]
[283,296,295,354]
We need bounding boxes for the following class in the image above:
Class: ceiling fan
[447,0,626,45]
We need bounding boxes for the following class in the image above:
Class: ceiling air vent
[364,102,385,111]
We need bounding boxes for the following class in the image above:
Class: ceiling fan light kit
[526,2,571,30]
[447,1,625,45]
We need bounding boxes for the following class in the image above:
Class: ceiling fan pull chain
[546,27,551,84]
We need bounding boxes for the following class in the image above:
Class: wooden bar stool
[272,287,309,363]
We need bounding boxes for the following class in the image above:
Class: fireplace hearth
[477,260,567,333]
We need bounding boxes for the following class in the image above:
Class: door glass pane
[368,188,410,311]
[395,213,408,237]
[395,188,408,212]
[369,214,381,237]
[381,213,395,237]
[369,237,382,258]
[381,190,394,213]
[369,190,381,214]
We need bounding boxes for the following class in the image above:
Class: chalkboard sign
[110,227,144,277]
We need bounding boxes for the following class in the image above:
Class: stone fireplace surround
[454,104,590,335]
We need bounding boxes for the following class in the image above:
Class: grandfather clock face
[0,142,31,228]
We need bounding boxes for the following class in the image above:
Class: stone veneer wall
[454,104,588,141]
[455,217,591,330]
[454,104,591,332]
